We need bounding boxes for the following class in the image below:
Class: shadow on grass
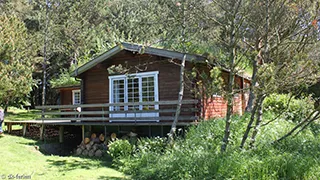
[46,159,94,171]
[98,176,128,180]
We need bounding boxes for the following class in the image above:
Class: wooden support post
[39,124,45,141]
[161,125,163,137]
[118,125,120,135]
[6,123,11,134]
[59,126,64,143]
[149,125,151,137]
[104,126,107,137]
[82,125,85,141]
[22,124,27,137]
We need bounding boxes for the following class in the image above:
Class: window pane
[128,78,139,110]
[141,76,155,102]
[113,79,125,110]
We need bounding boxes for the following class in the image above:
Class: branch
[273,110,319,144]
[292,112,320,137]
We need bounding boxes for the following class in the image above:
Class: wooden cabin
[37,42,250,138]
[55,85,81,105]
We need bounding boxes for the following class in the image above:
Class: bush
[263,94,314,122]
[108,139,133,159]
[135,137,168,154]
[112,114,320,180]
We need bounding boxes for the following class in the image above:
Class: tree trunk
[221,0,241,151]
[4,100,9,113]
[245,59,258,112]
[245,39,262,112]
[221,80,234,152]
[240,95,260,149]
[249,95,266,148]
[42,0,49,111]
[221,52,236,152]
[169,1,187,141]
[169,54,186,139]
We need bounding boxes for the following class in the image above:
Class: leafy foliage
[108,139,133,159]
[113,114,320,179]
[49,69,79,88]
[0,15,37,107]
[263,94,314,122]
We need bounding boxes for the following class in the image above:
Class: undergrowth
[109,113,320,180]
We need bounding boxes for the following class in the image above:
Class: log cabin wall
[78,50,250,120]
[80,50,195,104]
[79,50,196,119]
[59,87,80,105]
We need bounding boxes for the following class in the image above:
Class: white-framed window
[109,71,159,119]
[72,90,81,105]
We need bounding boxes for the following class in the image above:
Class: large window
[72,90,81,105]
[109,71,159,119]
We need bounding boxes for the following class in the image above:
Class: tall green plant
[0,15,37,110]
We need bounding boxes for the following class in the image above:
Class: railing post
[40,124,45,141]
[134,103,137,123]
[82,125,85,141]
[59,126,64,143]
[22,124,27,137]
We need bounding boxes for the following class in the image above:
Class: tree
[199,0,251,152]
[240,0,320,148]
[0,15,38,111]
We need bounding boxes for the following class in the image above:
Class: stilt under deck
[5,120,196,142]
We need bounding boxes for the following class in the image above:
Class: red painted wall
[202,78,250,119]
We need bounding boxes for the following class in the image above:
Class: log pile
[75,131,139,157]
[75,133,106,157]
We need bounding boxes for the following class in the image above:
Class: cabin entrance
[108,71,159,121]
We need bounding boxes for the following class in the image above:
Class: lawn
[4,107,40,121]
[0,135,128,180]
[0,107,128,180]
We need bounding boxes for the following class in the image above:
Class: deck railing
[35,100,199,123]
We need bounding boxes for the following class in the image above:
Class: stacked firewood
[75,131,138,157]
[75,133,106,157]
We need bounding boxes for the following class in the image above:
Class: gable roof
[72,42,206,76]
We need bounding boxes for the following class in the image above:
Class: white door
[109,71,159,121]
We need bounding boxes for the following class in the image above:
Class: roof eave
[71,45,123,77]
[72,42,207,77]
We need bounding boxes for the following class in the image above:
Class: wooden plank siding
[79,50,196,119]
[58,87,80,105]
[63,49,250,122]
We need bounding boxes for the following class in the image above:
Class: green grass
[0,135,128,180]
[0,107,128,179]
[4,107,40,121]
[111,114,320,179]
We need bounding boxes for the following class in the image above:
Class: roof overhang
[71,42,206,77]
[53,84,80,90]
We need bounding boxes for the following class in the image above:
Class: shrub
[111,112,320,179]
[135,136,168,154]
[108,139,133,159]
[263,93,314,122]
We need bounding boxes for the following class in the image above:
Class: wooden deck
[6,100,199,142]
[35,99,199,123]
